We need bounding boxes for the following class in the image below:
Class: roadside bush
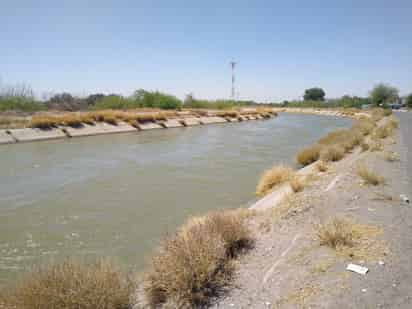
[256,165,295,196]
[0,258,132,309]
[144,210,253,308]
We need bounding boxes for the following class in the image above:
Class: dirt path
[214,114,412,308]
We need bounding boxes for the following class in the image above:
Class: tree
[303,87,325,101]
[369,83,399,106]
[406,94,412,108]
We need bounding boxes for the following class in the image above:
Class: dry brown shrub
[320,145,345,162]
[361,142,370,152]
[374,125,393,139]
[0,258,132,309]
[316,161,328,172]
[29,115,58,129]
[144,209,253,308]
[357,163,385,185]
[256,165,295,196]
[383,151,399,162]
[316,217,354,249]
[296,144,323,166]
[369,140,383,152]
[290,176,305,193]
[0,116,29,129]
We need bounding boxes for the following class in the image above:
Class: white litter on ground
[400,194,410,203]
[346,263,369,275]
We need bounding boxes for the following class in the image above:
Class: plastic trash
[346,263,369,275]
[400,194,410,203]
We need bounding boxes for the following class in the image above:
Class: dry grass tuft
[144,209,253,308]
[29,115,58,129]
[360,142,370,152]
[374,124,392,139]
[256,165,295,196]
[290,176,305,193]
[0,258,132,309]
[316,160,328,172]
[320,145,345,162]
[316,217,386,261]
[352,119,376,136]
[316,217,354,249]
[296,144,323,166]
[275,284,321,308]
[357,163,385,185]
[369,140,383,152]
[383,151,399,162]
[0,116,29,129]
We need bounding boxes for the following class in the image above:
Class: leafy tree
[406,94,412,108]
[303,87,325,101]
[85,94,105,106]
[369,83,399,106]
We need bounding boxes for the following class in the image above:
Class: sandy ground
[213,113,412,308]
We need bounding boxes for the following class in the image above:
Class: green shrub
[0,97,45,112]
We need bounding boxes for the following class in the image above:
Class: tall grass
[0,258,132,309]
[144,209,253,308]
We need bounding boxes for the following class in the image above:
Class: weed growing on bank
[0,258,133,309]
[143,209,253,308]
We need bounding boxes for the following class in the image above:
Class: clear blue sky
[1,0,411,102]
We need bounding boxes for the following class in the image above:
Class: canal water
[0,113,351,284]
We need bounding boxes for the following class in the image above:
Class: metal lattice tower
[230,61,236,100]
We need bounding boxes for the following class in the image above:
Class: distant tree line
[280,83,409,108]
[1,80,411,112]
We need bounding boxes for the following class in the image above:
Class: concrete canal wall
[1,113,276,146]
[160,119,184,128]
[8,127,67,142]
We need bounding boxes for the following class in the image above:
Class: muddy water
[0,114,351,284]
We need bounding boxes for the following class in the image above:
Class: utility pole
[230,61,236,100]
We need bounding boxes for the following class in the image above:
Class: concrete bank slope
[1,113,275,145]
[216,116,412,308]
[272,107,370,119]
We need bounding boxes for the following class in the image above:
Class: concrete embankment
[1,112,275,145]
[64,122,137,137]
[0,130,15,144]
[8,127,67,142]
[273,107,370,119]
[218,113,410,309]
